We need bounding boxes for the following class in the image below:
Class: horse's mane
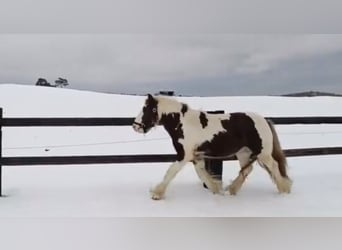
[155,96,187,114]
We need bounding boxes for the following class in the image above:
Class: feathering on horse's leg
[227,164,254,195]
[271,157,292,194]
[150,160,187,200]
[258,155,292,194]
[264,119,292,193]
[227,152,255,195]
[193,160,222,194]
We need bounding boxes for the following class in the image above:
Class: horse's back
[221,111,273,155]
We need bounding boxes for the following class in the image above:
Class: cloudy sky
[1,34,342,96]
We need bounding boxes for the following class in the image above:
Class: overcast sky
[1,34,342,96]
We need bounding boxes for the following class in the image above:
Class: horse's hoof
[278,187,291,194]
[277,178,292,194]
[211,188,224,195]
[150,187,165,200]
[226,185,238,195]
[151,194,162,200]
[229,190,237,196]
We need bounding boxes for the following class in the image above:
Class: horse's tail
[267,120,289,178]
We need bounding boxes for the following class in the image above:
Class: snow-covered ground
[0,84,342,217]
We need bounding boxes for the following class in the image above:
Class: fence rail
[2,116,342,127]
[1,107,342,196]
[2,147,342,166]
[1,117,134,127]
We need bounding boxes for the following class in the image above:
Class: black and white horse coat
[133,94,292,200]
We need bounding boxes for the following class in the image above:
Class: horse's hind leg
[258,155,292,193]
[194,160,222,194]
[226,151,255,195]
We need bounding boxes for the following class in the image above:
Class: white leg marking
[258,155,292,194]
[151,160,187,200]
[227,165,254,196]
[226,150,254,195]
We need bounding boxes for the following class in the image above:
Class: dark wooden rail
[2,147,342,166]
[2,116,342,127]
[1,117,135,127]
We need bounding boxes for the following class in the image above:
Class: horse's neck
[159,108,199,139]
[159,111,182,130]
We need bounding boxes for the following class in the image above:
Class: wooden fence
[1,107,342,196]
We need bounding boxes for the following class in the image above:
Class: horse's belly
[196,135,242,157]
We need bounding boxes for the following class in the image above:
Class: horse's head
[133,94,159,134]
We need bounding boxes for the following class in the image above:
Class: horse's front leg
[151,160,187,200]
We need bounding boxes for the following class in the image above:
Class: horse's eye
[152,108,157,113]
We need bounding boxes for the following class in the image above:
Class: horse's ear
[147,94,154,101]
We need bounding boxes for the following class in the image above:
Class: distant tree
[35,78,52,87]
[54,77,69,88]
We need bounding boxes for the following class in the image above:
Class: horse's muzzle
[132,121,145,133]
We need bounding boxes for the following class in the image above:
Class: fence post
[0,108,2,197]
[203,110,224,189]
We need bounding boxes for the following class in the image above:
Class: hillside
[1,84,342,117]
